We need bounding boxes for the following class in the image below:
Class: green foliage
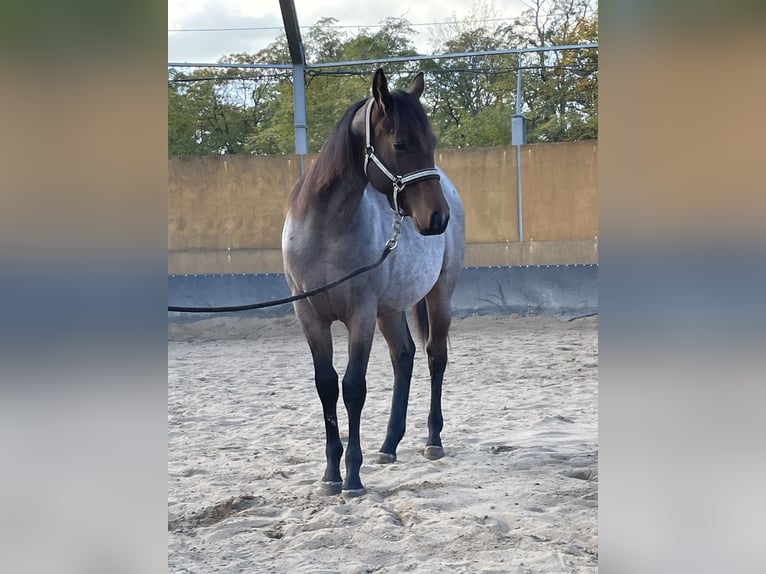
[168,5,598,156]
[513,0,598,142]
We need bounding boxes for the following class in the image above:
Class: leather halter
[362,98,440,215]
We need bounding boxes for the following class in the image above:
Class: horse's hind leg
[297,311,343,495]
[376,311,416,463]
[423,283,454,461]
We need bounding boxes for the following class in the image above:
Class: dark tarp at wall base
[167,264,597,323]
[452,264,597,319]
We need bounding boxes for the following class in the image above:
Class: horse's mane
[287,90,434,218]
[287,99,367,218]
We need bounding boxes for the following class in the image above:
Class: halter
[363,98,440,217]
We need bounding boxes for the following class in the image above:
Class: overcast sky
[168,0,529,63]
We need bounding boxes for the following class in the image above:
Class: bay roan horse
[282,69,465,497]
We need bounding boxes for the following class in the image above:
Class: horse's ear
[408,72,425,99]
[372,68,391,113]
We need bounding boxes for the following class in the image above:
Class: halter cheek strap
[362,99,440,215]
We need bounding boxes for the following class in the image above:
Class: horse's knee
[342,376,367,408]
[396,342,415,369]
[315,371,337,388]
[426,340,448,371]
[315,368,338,397]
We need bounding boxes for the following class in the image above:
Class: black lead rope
[169,114,420,315]
[168,241,396,314]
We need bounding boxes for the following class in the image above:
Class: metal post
[292,63,308,173]
[516,53,523,115]
[279,0,308,174]
[515,53,524,242]
[516,145,524,242]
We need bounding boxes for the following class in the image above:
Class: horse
[281,69,465,497]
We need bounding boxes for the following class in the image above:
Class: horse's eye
[394,141,407,151]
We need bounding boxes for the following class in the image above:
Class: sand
[168,314,598,573]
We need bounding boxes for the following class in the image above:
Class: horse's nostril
[428,211,449,234]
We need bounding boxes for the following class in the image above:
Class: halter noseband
[363,98,440,216]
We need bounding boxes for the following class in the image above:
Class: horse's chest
[378,227,444,311]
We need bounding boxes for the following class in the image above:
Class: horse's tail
[412,299,429,349]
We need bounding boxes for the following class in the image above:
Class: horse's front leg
[376,311,415,463]
[341,313,376,496]
[295,306,343,495]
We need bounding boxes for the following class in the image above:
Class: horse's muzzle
[420,211,450,236]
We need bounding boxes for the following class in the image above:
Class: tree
[425,24,519,148]
[168,70,199,156]
[167,45,293,155]
[301,17,420,152]
[167,7,598,155]
[510,0,598,142]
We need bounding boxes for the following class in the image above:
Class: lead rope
[169,99,435,314]
[168,211,403,313]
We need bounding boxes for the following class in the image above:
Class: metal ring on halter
[385,212,403,251]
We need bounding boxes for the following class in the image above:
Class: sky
[168,0,529,63]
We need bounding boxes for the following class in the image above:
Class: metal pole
[305,43,597,69]
[292,63,308,173]
[167,62,292,70]
[278,0,308,174]
[516,54,524,242]
[516,54,523,115]
[168,44,598,73]
[516,144,524,242]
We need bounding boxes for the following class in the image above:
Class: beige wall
[435,147,519,244]
[168,155,301,250]
[168,142,598,273]
[521,141,598,241]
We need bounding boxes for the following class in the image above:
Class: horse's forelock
[389,90,433,148]
[287,92,435,218]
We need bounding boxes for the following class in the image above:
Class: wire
[169,63,597,83]
[168,9,596,33]
[169,73,292,83]
[168,18,518,33]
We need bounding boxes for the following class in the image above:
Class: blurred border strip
[0,2,168,572]
[600,1,766,573]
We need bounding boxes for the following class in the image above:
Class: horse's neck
[313,174,370,229]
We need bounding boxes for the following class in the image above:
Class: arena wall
[168,142,598,318]
[168,142,598,274]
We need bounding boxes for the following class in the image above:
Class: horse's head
[358,69,450,236]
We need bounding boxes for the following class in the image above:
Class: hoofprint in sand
[168,314,598,573]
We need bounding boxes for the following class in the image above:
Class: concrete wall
[521,142,598,241]
[168,155,300,251]
[168,142,598,274]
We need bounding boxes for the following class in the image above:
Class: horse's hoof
[423,445,445,460]
[341,487,366,498]
[318,481,342,496]
[377,452,396,464]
